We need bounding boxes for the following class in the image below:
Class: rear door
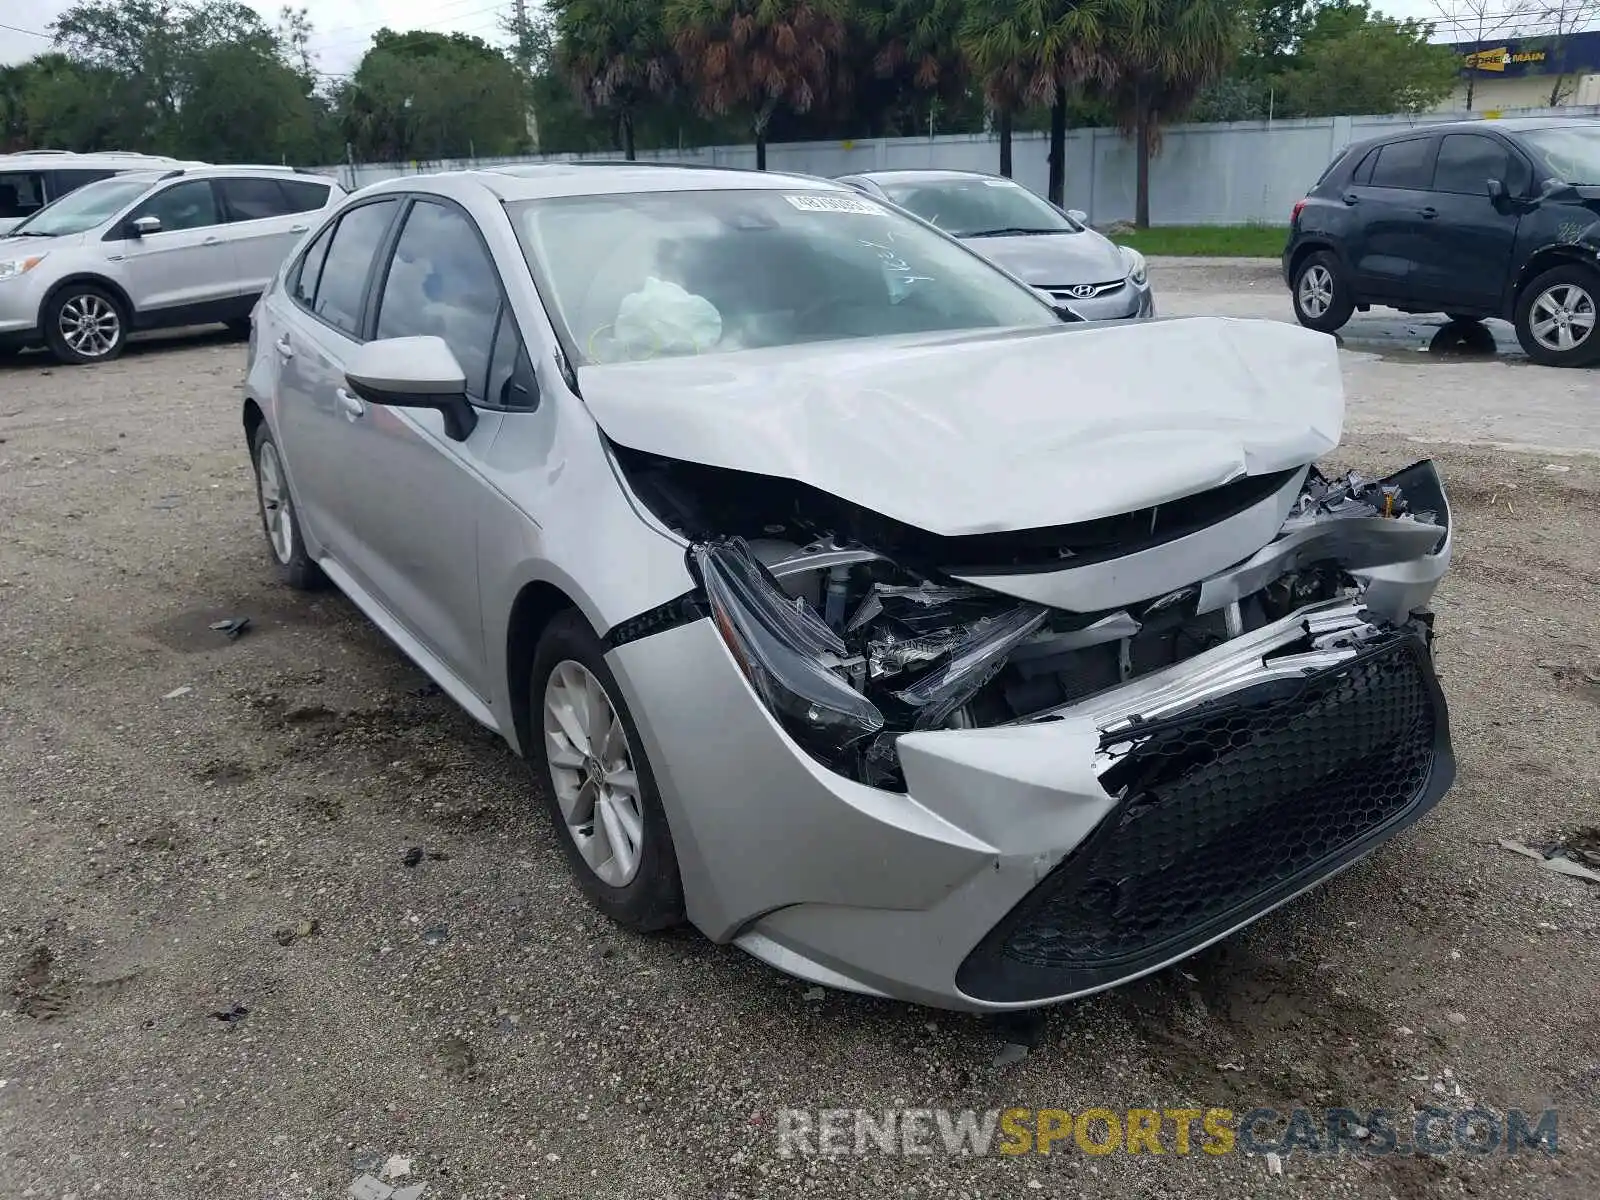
[109,179,241,321]
[216,176,335,297]
[1345,135,1439,301]
[1409,132,1527,311]
[271,198,404,558]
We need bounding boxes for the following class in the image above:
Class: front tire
[44,285,128,365]
[249,422,326,590]
[1292,251,1355,333]
[1514,265,1600,367]
[529,610,684,932]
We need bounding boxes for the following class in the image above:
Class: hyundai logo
[1066,284,1097,299]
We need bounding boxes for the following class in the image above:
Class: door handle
[336,387,366,419]
[1418,206,1438,219]
[1342,192,1359,205]
[274,337,293,359]
[290,224,308,233]
[203,235,222,245]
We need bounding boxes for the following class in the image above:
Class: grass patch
[1109,224,1288,258]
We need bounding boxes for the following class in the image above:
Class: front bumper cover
[607,595,1454,1012]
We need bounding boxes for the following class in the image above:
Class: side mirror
[345,336,479,442]
[1487,179,1505,202]
[130,215,161,237]
[1066,208,1088,223]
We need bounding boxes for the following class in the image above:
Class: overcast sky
[0,0,1562,77]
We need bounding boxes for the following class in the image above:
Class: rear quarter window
[279,178,332,213]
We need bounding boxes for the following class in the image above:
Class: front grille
[1046,279,1125,302]
[955,633,1453,1003]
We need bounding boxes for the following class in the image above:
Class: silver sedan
[836,168,1154,321]
[242,164,1455,1011]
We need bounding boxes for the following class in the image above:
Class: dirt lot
[1,266,1597,1199]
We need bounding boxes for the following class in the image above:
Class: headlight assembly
[0,254,46,283]
[1120,245,1147,286]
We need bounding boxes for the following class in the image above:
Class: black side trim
[601,593,708,651]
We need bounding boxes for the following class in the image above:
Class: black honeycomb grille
[956,633,1450,1002]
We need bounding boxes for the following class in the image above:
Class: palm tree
[958,0,1105,200]
[548,0,677,160]
[862,0,970,122]
[665,0,850,170]
[1089,0,1238,227]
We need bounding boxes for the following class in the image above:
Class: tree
[548,0,677,159]
[959,0,1106,197]
[1087,0,1239,228]
[1275,4,1460,118]
[857,0,971,135]
[665,0,851,170]
[341,30,529,161]
[1525,0,1600,107]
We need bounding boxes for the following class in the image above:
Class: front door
[1408,132,1526,311]
[111,179,240,323]
[330,197,513,700]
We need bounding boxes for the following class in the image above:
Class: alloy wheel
[542,660,646,888]
[256,440,296,565]
[57,293,121,359]
[1297,264,1333,319]
[1528,282,1596,354]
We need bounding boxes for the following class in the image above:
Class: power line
[0,21,52,40]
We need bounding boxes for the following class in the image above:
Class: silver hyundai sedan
[243,164,1456,1011]
[835,169,1154,321]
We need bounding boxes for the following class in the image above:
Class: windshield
[10,176,151,237]
[875,177,1079,238]
[1522,127,1600,185]
[510,189,1058,365]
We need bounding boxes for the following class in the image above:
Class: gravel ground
[1,273,1597,1199]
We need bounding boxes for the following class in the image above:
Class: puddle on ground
[1335,316,1526,364]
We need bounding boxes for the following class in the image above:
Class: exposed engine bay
[611,442,1449,791]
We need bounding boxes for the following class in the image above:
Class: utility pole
[512,0,541,152]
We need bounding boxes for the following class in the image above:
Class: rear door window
[219,177,292,222]
[1368,139,1437,190]
[310,200,401,337]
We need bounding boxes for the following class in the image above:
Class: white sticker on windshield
[784,193,887,215]
[983,179,1020,187]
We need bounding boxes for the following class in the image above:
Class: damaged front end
[618,444,1451,796]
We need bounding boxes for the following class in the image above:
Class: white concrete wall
[314,104,1600,227]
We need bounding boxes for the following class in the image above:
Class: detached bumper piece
[955,631,1454,1004]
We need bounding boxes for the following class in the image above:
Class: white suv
[0,165,345,364]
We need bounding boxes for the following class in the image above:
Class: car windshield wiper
[6,230,53,237]
[963,227,1062,238]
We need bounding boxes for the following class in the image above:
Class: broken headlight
[692,539,885,767]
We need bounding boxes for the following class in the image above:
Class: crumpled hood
[963,229,1127,286]
[580,315,1345,537]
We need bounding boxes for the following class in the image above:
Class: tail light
[1291,198,1308,225]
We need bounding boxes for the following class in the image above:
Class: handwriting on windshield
[858,236,935,290]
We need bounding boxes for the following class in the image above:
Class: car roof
[353,162,852,203]
[0,151,198,168]
[1343,116,1600,153]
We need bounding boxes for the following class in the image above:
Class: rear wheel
[43,285,127,365]
[529,610,684,931]
[250,422,326,590]
[1292,251,1355,333]
[1514,265,1600,367]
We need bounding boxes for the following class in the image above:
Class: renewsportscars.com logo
[775,1106,1560,1158]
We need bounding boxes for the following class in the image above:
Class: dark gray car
[837,169,1154,320]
